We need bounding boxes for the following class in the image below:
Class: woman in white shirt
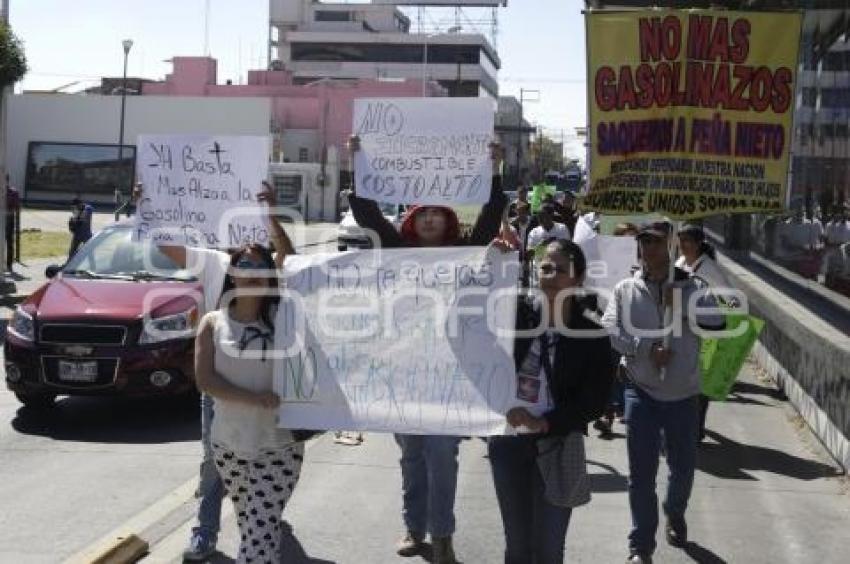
[675,224,732,443]
[194,244,301,564]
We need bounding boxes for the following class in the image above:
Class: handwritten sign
[134,135,270,248]
[273,247,523,436]
[353,98,494,206]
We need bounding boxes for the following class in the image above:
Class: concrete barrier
[717,251,850,472]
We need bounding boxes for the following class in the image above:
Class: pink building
[143,57,444,166]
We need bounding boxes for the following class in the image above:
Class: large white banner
[274,247,524,436]
[353,98,494,206]
[134,135,270,248]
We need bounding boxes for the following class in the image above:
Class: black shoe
[626,552,653,564]
[666,517,688,547]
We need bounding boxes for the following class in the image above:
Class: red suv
[4,223,203,409]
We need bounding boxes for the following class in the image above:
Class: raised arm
[346,136,403,248]
[259,181,295,269]
[467,144,509,246]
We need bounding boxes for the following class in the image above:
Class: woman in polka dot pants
[213,443,304,563]
[195,245,307,563]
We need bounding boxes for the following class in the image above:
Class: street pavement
[139,364,849,564]
[0,210,848,563]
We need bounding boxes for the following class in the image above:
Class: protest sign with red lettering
[584,9,802,218]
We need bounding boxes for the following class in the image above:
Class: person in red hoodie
[346,136,507,564]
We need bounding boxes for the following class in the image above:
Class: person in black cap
[602,220,725,564]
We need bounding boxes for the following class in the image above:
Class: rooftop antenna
[203,0,211,56]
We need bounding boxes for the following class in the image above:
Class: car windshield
[63,226,197,281]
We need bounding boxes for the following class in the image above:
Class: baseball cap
[636,220,672,240]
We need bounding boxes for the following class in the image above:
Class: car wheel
[338,244,348,252]
[14,391,58,410]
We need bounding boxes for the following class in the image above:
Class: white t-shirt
[186,247,231,314]
[676,254,730,291]
[527,222,571,251]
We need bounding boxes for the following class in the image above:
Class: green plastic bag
[530,184,556,213]
[700,312,765,401]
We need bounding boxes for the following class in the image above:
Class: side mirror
[45,265,62,279]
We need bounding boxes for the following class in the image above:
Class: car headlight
[139,307,199,344]
[9,307,34,341]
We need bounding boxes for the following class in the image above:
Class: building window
[291,43,481,66]
[315,10,351,22]
[298,148,309,162]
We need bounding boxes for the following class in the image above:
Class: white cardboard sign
[353,98,494,206]
[273,247,524,436]
[134,135,270,248]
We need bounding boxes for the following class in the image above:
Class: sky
[9,0,588,158]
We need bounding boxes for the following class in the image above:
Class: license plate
[58,360,98,382]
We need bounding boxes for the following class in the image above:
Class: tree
[0,22,27,87]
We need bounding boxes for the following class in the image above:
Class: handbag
[536,432,591,508]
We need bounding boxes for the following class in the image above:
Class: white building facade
[268,0,501,98]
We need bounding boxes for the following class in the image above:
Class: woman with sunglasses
[194,244,302,564]
[132,182,294,562]
[489,238,614,564]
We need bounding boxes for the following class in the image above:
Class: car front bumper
[4,337,195,397]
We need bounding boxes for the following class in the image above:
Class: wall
[6,94,271,203]
[717,252,850,471]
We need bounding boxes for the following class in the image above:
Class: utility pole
[0,0,13,292]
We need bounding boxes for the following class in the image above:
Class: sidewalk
[143,363,849,564]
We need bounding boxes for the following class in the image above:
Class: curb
[87,535,149,564]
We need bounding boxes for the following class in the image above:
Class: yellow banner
[584,9,802,219]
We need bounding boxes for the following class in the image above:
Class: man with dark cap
[602,221,725,564]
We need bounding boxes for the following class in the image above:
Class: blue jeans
[394,434,461,538]
[194,393,225,540]
[488,435,572,564]
[625,385,699,554]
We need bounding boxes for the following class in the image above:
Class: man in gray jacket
[602,221,725,564]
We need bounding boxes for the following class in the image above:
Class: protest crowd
[124,131,748,564]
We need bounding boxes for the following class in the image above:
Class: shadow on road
[696,429,840,481]
[9,395,200,444]
[587,459,629,493]
[730,380,786,401]
[683,540,728,563]
[205,521,337,563]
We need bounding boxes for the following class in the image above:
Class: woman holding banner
[346,136,507,564]
[133,182,296,562]
[489,238,614,564]
[194,243,303,564]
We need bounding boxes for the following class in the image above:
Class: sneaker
[626,551,653,564]
[396,531,424,557]
[182,530,217,562]
[665,516,688,547]
[432,535,457,564]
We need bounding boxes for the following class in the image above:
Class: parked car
[4,223,203,409]
[337,202,405,250]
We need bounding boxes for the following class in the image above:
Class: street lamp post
[118,39,133,195]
